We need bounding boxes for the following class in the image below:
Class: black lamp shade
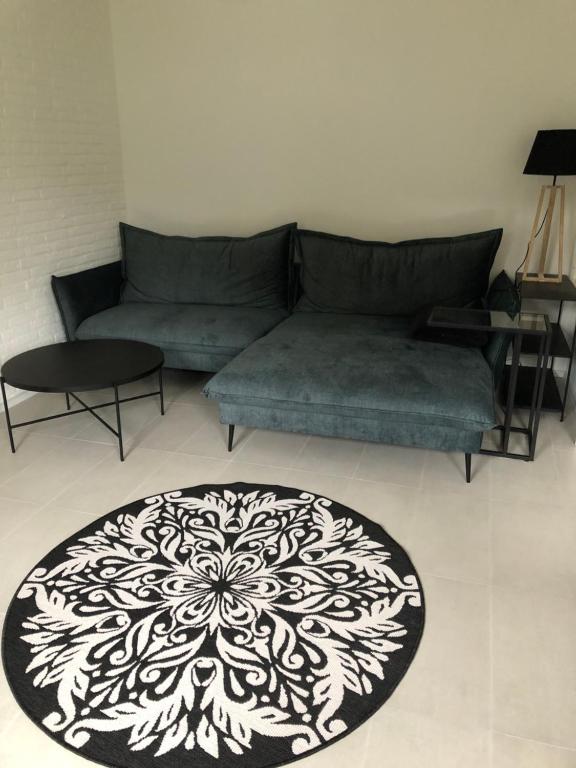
[524,129,576,176]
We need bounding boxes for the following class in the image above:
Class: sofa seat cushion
[76,302,288,357]
[204,313,496,431]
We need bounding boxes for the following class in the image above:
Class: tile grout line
[0,440,116,510]
[351,442,367,480]
[358,718,375,768]
[0,498,97,542]
[27,395,211,449]
[125,457,235,503]
[493,729,576,753]
[0,385,211,488]
[418,446,429,491]
[282,433,310,472]
[0,703,23,741]
[350,441,366,480]
[231,432,311,471]
[417,570,490,588]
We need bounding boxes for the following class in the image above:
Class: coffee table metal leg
[159,368,165,416]
[65,392,71,411]
[114,385,124,462]
[1,377,15,454]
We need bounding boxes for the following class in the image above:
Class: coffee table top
[1,340,164,393]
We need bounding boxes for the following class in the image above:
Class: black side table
[428,308,551,462]
[516,274,576,421]
[1,340,165,461]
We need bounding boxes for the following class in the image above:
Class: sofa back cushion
[120,222,296,309]
[295,228,502,316]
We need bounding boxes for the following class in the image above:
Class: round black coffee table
[1,340,164,461]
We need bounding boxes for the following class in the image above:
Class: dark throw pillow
[484,270,521,317]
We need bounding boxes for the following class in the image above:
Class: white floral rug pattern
[2,483,424,768]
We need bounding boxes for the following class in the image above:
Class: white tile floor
[0,369,575,767]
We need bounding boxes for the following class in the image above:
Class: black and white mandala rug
[2,483,424,768]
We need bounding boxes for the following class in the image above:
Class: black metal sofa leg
[465,453,471,483]
[228,424,235,452]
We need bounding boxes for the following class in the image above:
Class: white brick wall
[0,0,125,404]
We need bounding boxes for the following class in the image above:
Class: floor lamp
[521,129,576,284]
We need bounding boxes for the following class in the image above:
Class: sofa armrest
[51,261,123,340]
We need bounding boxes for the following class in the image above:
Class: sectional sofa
[52,221,512,482]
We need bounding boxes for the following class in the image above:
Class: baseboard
[0,388,36,414]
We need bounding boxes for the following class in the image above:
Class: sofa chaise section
[203,312,496,453]
[203,226,507,474]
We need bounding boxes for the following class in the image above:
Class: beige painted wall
[110,0,576,276]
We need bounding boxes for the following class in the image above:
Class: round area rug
[2,483,424,768]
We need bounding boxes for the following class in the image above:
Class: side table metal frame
[518,274,576,422]
[480,325,551,461]
[1,369,164,462]
[558,298,576,421]
[428,308,552,468]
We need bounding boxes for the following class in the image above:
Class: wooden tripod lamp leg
[522,185,546,282]
[522,184,564,284]
[537,185,557,278]
[558,184,565,278]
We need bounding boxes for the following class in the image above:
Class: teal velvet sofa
[52,221,508,482]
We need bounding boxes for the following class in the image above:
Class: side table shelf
[520,322,571,358]
[501,365,562,412]
[515,273,576,420]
